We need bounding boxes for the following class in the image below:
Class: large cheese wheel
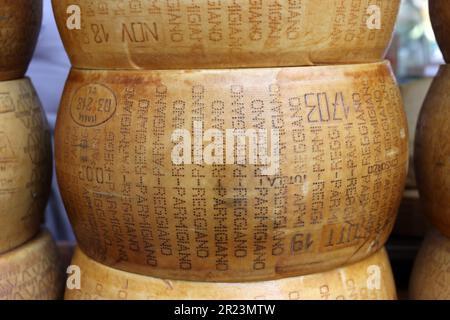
[410,229,450,300]
[52,0,400,69]
[55,61,408,282]
[429,0,450,62]
[414,65,450,236]
[0,78,52,254]
[0,230,64,300]
[0,0,42,81]
[65,247,396,300]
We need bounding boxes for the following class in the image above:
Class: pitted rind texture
[414,65,450,236]
[55,61,408,281]
[410,229,450,300]
[65,247,396,300]
[0,231,64,300]
[0,78,52,254]
[0,0,42,80]
[429,0,450,62]
[52,0,400,69]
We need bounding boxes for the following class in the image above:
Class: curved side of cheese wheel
[429,0,450,63]
[410,229,450,300]
[55,61,408,282]
[0,78,53,254]
[414,65,450,236]
[0,0,42,81]
[52,0,400,69]
[65,247,396,300]
[0,230,64,300]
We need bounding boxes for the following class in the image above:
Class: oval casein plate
[70,83,117,127]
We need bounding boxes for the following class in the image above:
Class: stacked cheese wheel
[0,0,62,300]
[0,0,42,80]
[53,0,406,299]
[410,3,450,299]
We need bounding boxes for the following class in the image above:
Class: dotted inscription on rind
[70,83,117,127]
[0,234,62,300]
[53,0,400,68]
[0,79,52,254]
[56,65,408,281]
[64,249,395,300]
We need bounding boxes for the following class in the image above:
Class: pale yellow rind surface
[52,0,400,69]
[0,231,64,300]
[0,78,52,254]
[55,62,408,281]
[66,247,396,300]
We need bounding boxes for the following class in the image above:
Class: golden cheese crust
[52,0,400,69]
[0,78,52,254]
[55,62,408,281]
[66,247,396,300]
[0,0,42,80]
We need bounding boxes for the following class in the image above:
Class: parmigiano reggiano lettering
[0,78,52,254]
[52,0,400,69]
[55,62,408,281]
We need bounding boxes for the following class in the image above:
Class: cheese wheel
[414,65,450,236]
[65,247,396,300]
[0,0,42,81]
[52,0,400,69]
[429,0,450,62]
[0,78,52,254]
[0,230,64,300]
[55,61,408,282]
[410,229,450,300]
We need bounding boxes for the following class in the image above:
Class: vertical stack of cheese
[410,0,450,300]
[0,0,63,300]
[53,0,407,300]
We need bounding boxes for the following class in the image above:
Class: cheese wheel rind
[409,229,450,300]
[0,230,64,300]
[0,78,53,254]
[0,0,42,81]
[65,247,397,300]
[414,65,450,236]
[429,0,450,63]
[52,0,400,69]
[55,61,408,282]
